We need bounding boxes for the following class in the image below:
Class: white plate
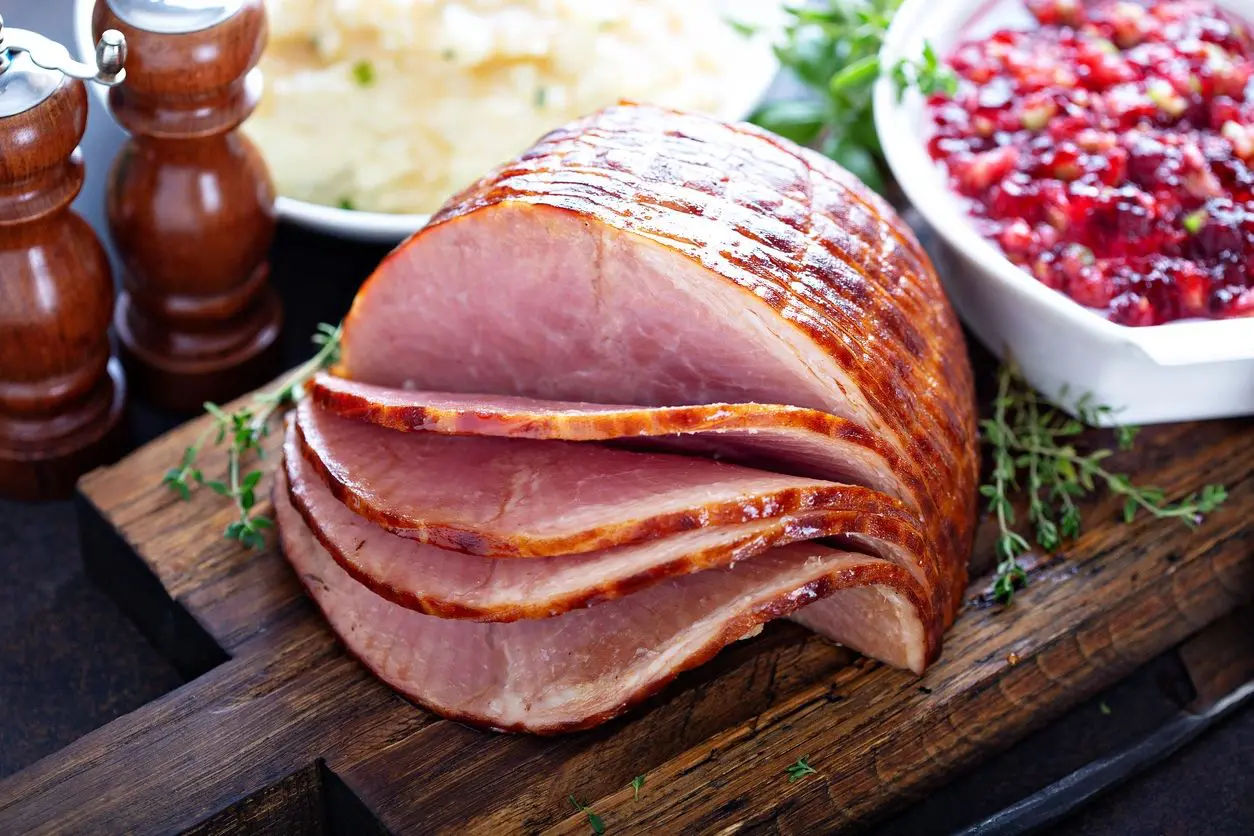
[876,0,1254,425]
[75,0,784,244]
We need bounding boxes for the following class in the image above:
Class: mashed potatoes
[245,0,778,214]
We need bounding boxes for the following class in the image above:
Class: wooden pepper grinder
[0,17,129,501]
[92,0,282,411]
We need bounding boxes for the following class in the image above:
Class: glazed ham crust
[339,105,977,625]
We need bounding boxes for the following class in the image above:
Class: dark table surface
[2,2,1252,833]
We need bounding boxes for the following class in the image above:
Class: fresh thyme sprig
[161,322,343,549]
[742,0,957,194]
[891,41,959,101]
[786,756,818,782]
[981,363,1228,604]
[568,796,606,834]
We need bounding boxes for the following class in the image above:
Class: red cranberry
[1028,0,1085,28]
[1066,264,1117,307]
[1109,291,1158,325]
[949,146,1021,195]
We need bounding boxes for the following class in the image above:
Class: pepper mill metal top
[105,0,244,35]
[0,14,126,117]
[93,0,265,137]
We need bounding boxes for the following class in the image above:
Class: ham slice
[275,470,934,733]
[294,399,930,575]
[283,416,935,623]
[336,104,978,622]
[309,373,924,509]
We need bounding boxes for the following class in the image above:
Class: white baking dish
[875,0,1254,425]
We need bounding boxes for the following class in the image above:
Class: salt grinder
[92,0,282,411]
[0,16,129,501]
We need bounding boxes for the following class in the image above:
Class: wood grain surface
[0,388,1249,834]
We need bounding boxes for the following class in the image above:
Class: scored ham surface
[284,416,936,623]
[309,374,925,510]
[336,104,977,621]
[275,473,934,733]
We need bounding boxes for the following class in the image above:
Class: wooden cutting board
[0,388,1250,834]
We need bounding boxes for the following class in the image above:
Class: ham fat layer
[276,473,933,734]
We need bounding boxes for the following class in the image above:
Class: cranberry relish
[927,0,1254,325]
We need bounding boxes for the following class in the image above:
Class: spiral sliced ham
[284,416,934,622]
[337,104,977,620]
[294,399,929,571]
[275,104,980,733]
[275,474,933,732]
[309,374,923,508]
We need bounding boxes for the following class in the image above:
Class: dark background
[1,1,1251,833]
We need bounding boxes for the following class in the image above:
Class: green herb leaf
[337,198,356,211]
[830,55,880,92]
[159,323,343,547]
[749,99,827,146]
[824,136,883,194]
[1182,208,1209,234]
[1123,495,1139,524]
[992,560,1027,605]
[749,1,955,196]
[631,774,645,799]
[1099,701,1112,715]
[569,796,605,834]
[893,39,959,100]
[352,60,376,87]
[786,756,817,782]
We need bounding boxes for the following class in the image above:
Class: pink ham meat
[284,416,934,623]
[309,373,925,509]
[336,104,978,624]
[294,399,932,580]
[275,473,934,733]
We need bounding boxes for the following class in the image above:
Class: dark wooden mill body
[0,380,1248,833]
[0,16,128,501]
[94,0,282,411]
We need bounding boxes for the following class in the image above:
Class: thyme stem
[980,362,1227,604]
[161,322,343,548]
